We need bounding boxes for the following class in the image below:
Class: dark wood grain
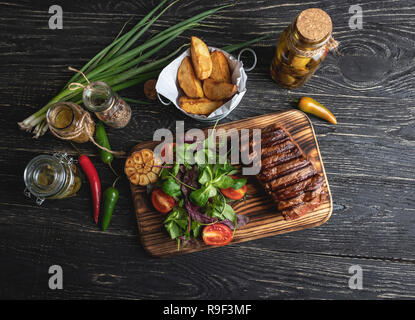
[131,110,332,257]
[1,0,415,299]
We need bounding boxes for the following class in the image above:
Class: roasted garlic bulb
[124,149,161,186]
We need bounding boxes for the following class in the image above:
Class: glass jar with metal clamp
[23,153,82,205]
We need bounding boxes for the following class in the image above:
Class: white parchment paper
[155,47,247,120]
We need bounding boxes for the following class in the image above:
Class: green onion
[18,1,231,137]
[18,0,269,138]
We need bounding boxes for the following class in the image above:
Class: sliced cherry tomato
[202,223,233,246]
[151,188,175,214]
[220,176,247,200]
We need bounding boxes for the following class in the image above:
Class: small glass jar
[270,8,334,89]
[82,81,131,129]
[24,153,82,205]
[46,102,95,143]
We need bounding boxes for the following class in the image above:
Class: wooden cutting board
[129,110,333,258]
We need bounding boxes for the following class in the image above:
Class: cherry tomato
[220,176,247,200]
[202,224,233,246]
[151,188,175,214]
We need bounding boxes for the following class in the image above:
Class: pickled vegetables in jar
[270,8,338,89]
[23,153,82,205]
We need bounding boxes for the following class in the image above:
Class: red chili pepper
[78,155,101,224]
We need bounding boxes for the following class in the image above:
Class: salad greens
[156,128,249,248]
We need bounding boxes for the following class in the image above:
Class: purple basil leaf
[181,165,199,198]
[179,236,201,248]
[221,214,249,231]
[185,200,217,224]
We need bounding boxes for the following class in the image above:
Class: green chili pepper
[95,122,113,164]
[102,178,119,231]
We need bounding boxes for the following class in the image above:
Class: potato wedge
[203,78,237,101]
[177,56,204,98]
[210,51,231,83]
[190,36,212,80]
[179,97,223,115]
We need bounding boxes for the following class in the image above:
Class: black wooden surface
[1,0,415,299]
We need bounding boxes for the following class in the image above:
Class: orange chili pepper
[298,97,337,124]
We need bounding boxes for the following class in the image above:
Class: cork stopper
[296,8,332,42]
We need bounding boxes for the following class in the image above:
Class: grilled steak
[261,148,302,169]
[264,164,316,191]
[258,157,311,183]
[255,124,326,220]
[275,174,324,201]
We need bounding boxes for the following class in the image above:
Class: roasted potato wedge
[177,56,204,98]
[179,97,223,115]
[190,36,212,80]
[210,51,231,83]
[203,78,237,101]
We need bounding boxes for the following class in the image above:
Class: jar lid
[296,8,332,43]
[24,154,67,198]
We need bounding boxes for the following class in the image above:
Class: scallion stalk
[19,1,268,138]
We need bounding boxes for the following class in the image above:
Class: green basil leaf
[190,187,210,207]
[162,178,182,198]
[207,185,217,198]
[214,175,234,189]
[232,178,247,190]
[191,221,202,238]
[160,167,170,180]
[172,163,180,177]
[175,219,188,230]
[164,221,182,239]
[222,204,236,221]
[164,207,188,239]
[198,166,213,185]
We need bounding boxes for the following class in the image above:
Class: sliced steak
[277,185,324,211]
[251,127,287,147]
[258,157,310,182]
[261,148,302,169]
[275,174,324,201]
[262,128,287,144]
[264,164,316,192]
[255,124,325,220]
[261,139,296,158]
[281,191,327,220]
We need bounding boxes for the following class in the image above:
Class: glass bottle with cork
[270,8,339,89]
[82,81,132,129]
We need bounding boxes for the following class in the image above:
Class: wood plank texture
[130,110,332,257]
[1,0,415,299]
